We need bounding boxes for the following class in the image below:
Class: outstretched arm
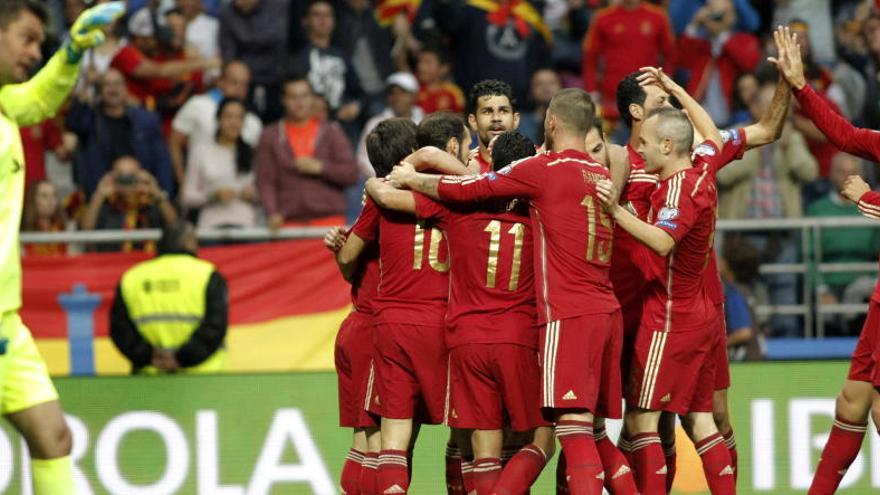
[403,146,471,175]
[638,66,722,150]
[743,75,790,149]
[365,178,416,213]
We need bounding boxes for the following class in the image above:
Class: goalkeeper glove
[65,1,126,64]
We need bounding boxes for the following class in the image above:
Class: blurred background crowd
[20,0,880,345]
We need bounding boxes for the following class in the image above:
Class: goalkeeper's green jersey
[0,51,79,314]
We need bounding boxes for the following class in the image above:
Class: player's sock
[446,444,465,494]
[473,457,502,495]
[378,449,409,494]
[494,444,548,495]
[722,429,738,482]
[342,449,365,494]
[808,416,868,495]
[617,431,635,468]
[361,453,379,495]
[31,456,75,495]
[556,420,604,494]
[695,433,735,494]
[662,440,676,493]
[555,450,570,494]
[594,426,638,495]
[462,458,476,494]
[629,432,666,495]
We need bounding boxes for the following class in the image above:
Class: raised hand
[596,179,619,211]
[637,66,678,94]
[388,162,416,189]
[66,1,126,63]
[841,175,870,204]
[767,26,806,90]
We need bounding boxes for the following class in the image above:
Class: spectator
[169,60,263,188]
[519,69,561,145]
[182,98,260,229]
[21,180,69,257]
[111,6,218,114]
[807,153,880,313]
[415,45,465,115]
[287,0,363,133]
[110,221,229,374]
[356,72,424,177]
[719,238,765,361]
[76,1,125,98]
[668,0,761,34]
[421,0,552,105]
[581,0,676,121]
[717,81,817,337]
[20,120,71,188]
[66,69,175,198]
[175,0,220,62]
[860,12,880,129]
[730,72,760,126]
[80,156,178,252]
[773,0,836,64]
[219,0,290,123]
[717,83,819,219]
[255,77,358,228]
[334,0,396,118]
[678,0,762,125]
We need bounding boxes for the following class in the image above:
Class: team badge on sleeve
[656,207,679,229]
[720,129,742,145]
[693,143,716,157]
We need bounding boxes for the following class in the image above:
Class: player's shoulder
[592,5,617,21]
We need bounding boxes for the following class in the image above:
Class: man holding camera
[80,155,178,252]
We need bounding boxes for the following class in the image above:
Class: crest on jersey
[487,171,498,181]
[657,207,679,221]
[720,129,741,145]
[694,143,716,157]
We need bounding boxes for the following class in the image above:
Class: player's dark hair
[645,107,693,157]
[491,131,536,171]
[367,118,418,178]
[616,72,647,129]
[468,79,517,115]
[547,88,595,135]
[417,111,467,149]
[215,97,253,175]
[0,0,48,29]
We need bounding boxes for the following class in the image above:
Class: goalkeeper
[0,2,124,494]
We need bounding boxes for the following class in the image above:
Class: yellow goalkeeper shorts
[0,311,58,414]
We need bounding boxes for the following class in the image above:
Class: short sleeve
[413,192,450,227]
[653,176,699,243]
[691,140,726,175]
[716,128,747,171]
[172,99,200,135]
[350,197,380,242]
[110,46,145,76]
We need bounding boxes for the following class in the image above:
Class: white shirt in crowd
[172,90,263,148]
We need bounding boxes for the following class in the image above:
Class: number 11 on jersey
[484,221,525,291]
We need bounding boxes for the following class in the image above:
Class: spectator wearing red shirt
[20,120,71,187]
[415,45,465,115]
[111,7,218,118]
[677,0,761,125]
[581,0,675,120]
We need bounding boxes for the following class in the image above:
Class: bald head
[546,88,595,137]
[646,107,694,157]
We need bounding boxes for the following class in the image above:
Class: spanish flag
[467,0,552,44]
[375,0,421,26]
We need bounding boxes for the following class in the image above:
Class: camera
[115,174,139,187]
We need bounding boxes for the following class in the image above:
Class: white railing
[20,218,880,338]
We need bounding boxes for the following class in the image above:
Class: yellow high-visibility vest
[120,254,226,373]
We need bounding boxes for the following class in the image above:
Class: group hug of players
[324,26,880,495]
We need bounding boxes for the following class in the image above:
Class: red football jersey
[437,149,619,324]
[642,141,725,331]
[471,149,492,174]
[355,198,450,326]
[610,144,660,305]
[414,194,537,348]
[348,198,381,315]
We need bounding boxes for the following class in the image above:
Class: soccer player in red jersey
[465,80,521,174]
[596,67,735,493]
[368,131,557,495]
[391,89,621,495]
[770,24,880,494]
[341,112,471,494]
[326,118,419,495]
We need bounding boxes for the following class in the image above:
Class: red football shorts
[713,303,731,391]
[335,311,377,428]
[626,323,716,415]
[446,342,548,431]
[539,312,623,419]
[848,301,880,386]
[370,322,448,424]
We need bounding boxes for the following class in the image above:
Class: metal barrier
[20,218,880,338]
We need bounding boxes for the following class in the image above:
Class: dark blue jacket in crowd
[65,102,174,199]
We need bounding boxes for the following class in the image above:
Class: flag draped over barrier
[21,240,351,375]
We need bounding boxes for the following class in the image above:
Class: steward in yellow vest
[110,222,228,373]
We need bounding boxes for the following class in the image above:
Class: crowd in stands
[19,0,880,340]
